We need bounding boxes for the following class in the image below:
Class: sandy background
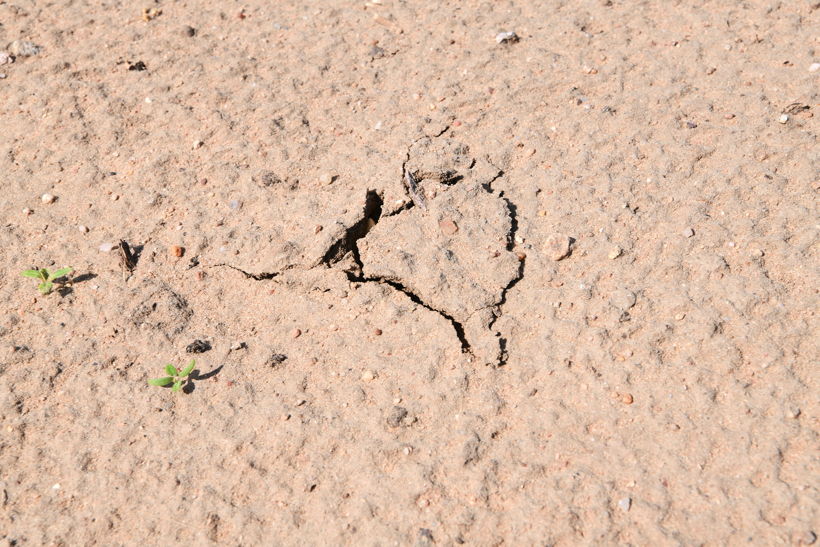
[1,0,818,545]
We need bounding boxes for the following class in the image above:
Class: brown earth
[1,0,818,545]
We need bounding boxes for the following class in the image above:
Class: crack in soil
[216,137,523,362]
[482,161,525,366]
[213,263,281,280]
[359,276,472,352]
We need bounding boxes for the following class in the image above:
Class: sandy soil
[1,0,818,545]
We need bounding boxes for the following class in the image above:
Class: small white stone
[78,225,89,233]
[9,40,41,57]
[192,140,204,150]
[52,483,61,491]
[319,173,333,185]
[608,246,622,259]
[514,235,525,244]
[0,73,6,79]
[144,97,152,103]
[683,227,695,238]
[361,370,376,381]
[495,31,519,44]
[618,497,631,512]
[779,114,789,124]
[809,62,820,73]
[41,193,55,204]
[0,52,11,65]
[99,242,114,252]
[230,341,246,350]
[22,207,32,215]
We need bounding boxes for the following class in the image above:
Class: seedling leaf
[165,364,178,376]
[172,381,183,392]
[50,267,72,280]
[179,359,195,378]
[148,376,174,386]
[22,269,42,278]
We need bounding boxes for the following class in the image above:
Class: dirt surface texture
[1,0,818,545]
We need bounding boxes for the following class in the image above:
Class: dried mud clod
[359,174,521,365]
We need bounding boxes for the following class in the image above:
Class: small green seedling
[21,267,73,295]
[148,359,196,393]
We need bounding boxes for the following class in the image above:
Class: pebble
[386,406,408,427]
[9,40,41,57]
[185,340,211,353]
[78,225,89,233]
[0,52,11,65]
[22,207,32,215]
[99,242,114,253]
[610,290,636,311]
[809,63,820,73]
[0,74,5,79]
[618,497,631,512]
[291,328,302,339]
[229,199,241,210]
[373,328,382,336]
[779,114,789,124]
[183,25,197,37]
[683,227,695,238]
[41,193,55,204]
[170,245,185,257]
[361,370,376,381]
[439,219,459,235]
[314,225,323,234]
[319,173,334,185]
[545,233,572,261]
[192,140,204,149]
[608,246,622,259]
[620,393,634,405]
[495,31,519,44]
[230,341,246,351]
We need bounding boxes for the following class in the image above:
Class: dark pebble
[186,340,212,353]
[266,353,287,367]
[386,406,408,428]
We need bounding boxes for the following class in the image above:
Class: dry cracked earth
[1,0,818,545]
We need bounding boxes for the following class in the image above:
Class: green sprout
[21,267,73,295]
[148,359,196,393]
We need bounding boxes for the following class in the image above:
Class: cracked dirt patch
[1,0,817,544]
[360,181,521,365]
